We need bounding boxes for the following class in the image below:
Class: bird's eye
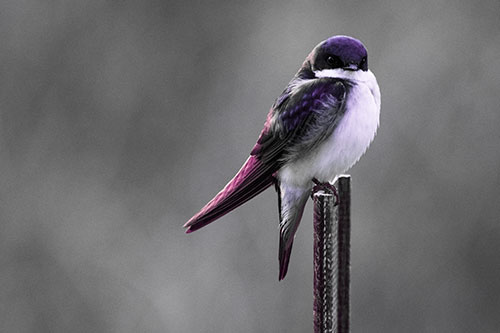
[326,55,342,68]
[360,56,367,69]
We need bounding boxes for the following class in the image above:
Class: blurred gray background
[1,0,499,332]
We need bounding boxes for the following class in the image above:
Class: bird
[184,35,381,280]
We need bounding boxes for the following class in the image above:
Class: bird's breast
[279,75,380,186]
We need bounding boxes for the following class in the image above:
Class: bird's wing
[251,78,347,163]
[184,78,347,235]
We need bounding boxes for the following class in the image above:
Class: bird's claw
[310,178,339,205]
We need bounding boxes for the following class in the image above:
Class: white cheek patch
[314,68,376,84]
[314,68,345,78]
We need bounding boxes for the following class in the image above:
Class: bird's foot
[311,178,339,205]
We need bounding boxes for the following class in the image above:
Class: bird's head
[298,36,368,79]
[313,36,368,72]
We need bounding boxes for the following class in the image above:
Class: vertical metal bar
[313,191,336,332]
[336,176,351,333]
[313,176,351,333]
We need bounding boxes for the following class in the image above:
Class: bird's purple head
[310,36,368,72]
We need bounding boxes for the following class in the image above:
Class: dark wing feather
[252,78,347,164]
[184,155,276,232]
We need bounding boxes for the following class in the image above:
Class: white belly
[278,69,380,186]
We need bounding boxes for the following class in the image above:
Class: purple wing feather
[184,107,282,233]
[184,154,277,233]
[183,83,297,233]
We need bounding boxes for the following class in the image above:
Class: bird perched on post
[184,35,381,280]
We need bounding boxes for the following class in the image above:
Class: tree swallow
[184,35,381,280]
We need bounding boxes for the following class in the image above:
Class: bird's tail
[184,156,275,233]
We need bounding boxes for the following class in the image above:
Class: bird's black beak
[343,63,358,71]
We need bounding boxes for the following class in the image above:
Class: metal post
[313,176,351,333]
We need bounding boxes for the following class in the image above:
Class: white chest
[278,70,380,186]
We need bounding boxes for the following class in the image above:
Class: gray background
[1,0,500,332]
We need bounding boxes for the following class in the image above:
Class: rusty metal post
[313,176,350,333]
